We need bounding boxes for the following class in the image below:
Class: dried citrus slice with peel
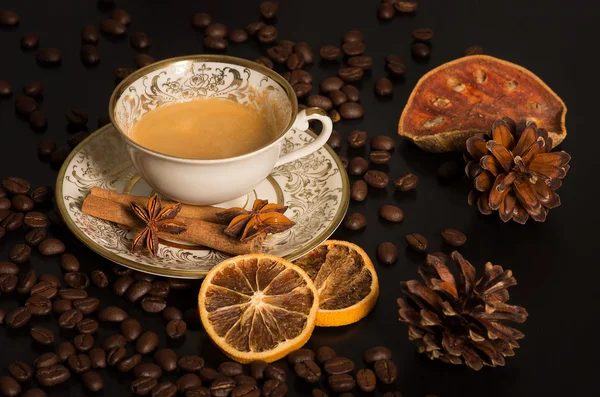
[294,240,379,327]
[198,254,319,363]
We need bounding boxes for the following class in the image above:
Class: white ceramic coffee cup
[109,55,332,205]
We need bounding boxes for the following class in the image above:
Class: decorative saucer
[56,124,349,278]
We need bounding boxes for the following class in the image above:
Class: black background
[0,0,597,396]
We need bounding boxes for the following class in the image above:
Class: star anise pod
[130,194,187,257]
[217,198,295,242]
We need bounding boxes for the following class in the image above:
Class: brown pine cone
[397,251,528,370]
[465,117,570,223]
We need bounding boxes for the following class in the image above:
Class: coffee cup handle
[275,107,333,167]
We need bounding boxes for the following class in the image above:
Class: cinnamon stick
[90,187,224,224]
[81,194,263,255]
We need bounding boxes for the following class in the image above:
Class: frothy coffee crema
[129,98,276,160]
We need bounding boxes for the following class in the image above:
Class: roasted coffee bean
[29,111,47,130]
[140,296,166,313]
[339,102,364,119]
[319,78,343,94]
[394,173,418,191]
[374,359,398,384]
[438,160,458,179]
[406,233,428,251]
[234,375,256,387]
[59,309,83,329]
[348,130,367,148]
[294,42,313,64]
[370,150,391,164]
[0,197,9,209]
[328,374,355,393]
[412,42,431,58]
[38,140,56,158]
[25,295,51,316]
[106,347,127,367]
[3,177,30,194]
[34,352,60,369]
[132,377,159,395]
[0,10,19,26]
[464,45,484,56]
[204,36,227,50]
[77,318,99,335]
[257,25,277,43]
[12,195,34,212]
[35,364,70,387]
[111,8,131,25]
[117,353,142,372]
[82,371,103,392]
[386,55,406,76]
[24,212,48,229]
[262,379,287,397]
[50,146,71,166]
[39,238,65,255]
[254,56,274,69]
[129,31,151,49]
[264,365,286,382]
[134,363,163,379]
[356,369,376,392]
[286,53,304,70]
[113,275,134,296]
[150,349,176,373]
[441,228,467,246]
[348,55,373,70]
[191,12,212,29]
[364,170,389,188]
[59,288,88,300]
[0,261,18,275]
[199,367,221,382]
[260,1,279,18]
[378,3,396,19]
[364,346,393,364]
[306,95,333,111]
[245,360,266,380]
[163,306,183,321]
[98,306,128,322]
[115,67,135,80]
[22,388,47,397]
[342,29,363,43]
[338,66,363,82]
[74,334,95,352]
[342,41,365,56]
[286,70,312,85]
[24,227,47,247]
[292,82,312,98]
[10,244,31,265]
[36,48,62,65]
[31,281,58,298]
[205,23,228,38]
[73,297,100,314]
[80,45,100,65]
[31,327,54,345]
[294,360,321,383]
[24,81,44,97]
[230,384,260,397]
[377,242,398,265]
[58,253,79,272]
[0,376,21,397]
[145,281,168,299]
[64,272,89,289]
[176,374,203,394]
[39,274,61,287]
[375,78,393,96]
[380,205,404,222]
[329,108,340,122]
[288,348,315,364]
[320,45,341,61]
[18,270,37,294]
[89,348,106,368]
[15,95,38,115]
[52,299,72,314]
[0,81,12,96]
[6,307,31,328]
[136,331,159,354]
[224,28,246,44]
[210,377,236,397]
[324,357,355,375]
[56,342,77,362]
[126,280,152,302]
[66,109,88,125]
[178,356,205,372]
[9,362,32,382]
[395,0,418,12]
[101,19,126,35]
[328,90,347,107]
[68,354,91,373]
[21,32,40,49]
[81,25,99,43]
[0,273,18,292]
[166,319,187,339]
[349,156,369,176]
[245,21,266,36]
[102,334,127,351]
[326,130,342,149]
[135,53,156,67]
[413,27,434,41]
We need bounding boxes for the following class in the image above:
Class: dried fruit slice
[294,240,379,327]
[198,254,318,363]
[398,55,567,152]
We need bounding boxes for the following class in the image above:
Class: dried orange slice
[398,55,567,152]
[294,240,379,327]
[198,254,319,363]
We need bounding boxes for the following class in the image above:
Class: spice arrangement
[0,0,573,396]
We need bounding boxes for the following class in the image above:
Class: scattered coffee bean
[0,273,18,293]
[9,243,31,264]
[98,306,128,322]
[73,296,100,314]
[39,274,60,287]
[38,238,65,255]
[24,212,48,228]
[413,27,434,41]
[206,23,228,38]
[103,334,127,351]
[81,25,99,43]
[339,102,364,119]
[162,306,183,322]
[245,21,266,36]
[288,349,316,364]
[204,36,228,50]
[6,307,31,328]
[378,3,396,19]
[219,361,244,377]
[74,333,95,352]
[140,296,166,313]
[319,78,343,94]
[179,356,205,372]
[0,10,19,26]
[125,280,152,302]
[131,377,159,395]
[324,357,355,375]
[348,55,373,70]
[100,19,126,35]
[0,198,9,209]
[380,205,404,222]
[339,85,358,103]
[441,228,467,246]
[438,160,458,179]
[31,280,57,298]
[30,185,52,204]
[386,55,406,76]
[166,319,187,339]
[58,253,79,272]
[12,195,34,211]
[111,8,131,25]
[255,56,274,69]
[374,359,398,384]
[58,308,83,329]
[136,331,159,354]
[364,346,393,364]
[228,28,248,43]
[80,45,100,65]
[106,347,127,367]
[375,78,393,96]
[18,270,37,294]
[464,45,484,56]
[319,45,341,61]
[257,25,277,43]
[191,13,211,29]
[377,242,398,265]
[339,156,348,169]
[177,374,203,394]
[37,48,62,65]
[328,374,355,393]
[113,275,134,296]
[35,364,70,387]
[348,130,367,148]
[89,348,106,368]
[338,66,364,82]
[264,365,286,382]
[406,233,428,252]
[117,353,142,372]
[0,81,12,96]
[0,376,21,397]
[24,81,44,97]
[260,1,279,18]
[55,342,77,363]
[370,150,391,164]
[64,272,89,289]
[50,147,71,166]
[8,361,32,382]
[294,42,313,63]
[327,130,342,149]
[21,32,40,49]
[68,353,91,374]
[199,367,221,383]
[82,371,103,392]
[364,170,389,188]
[152,348,177,373]
[66,110,88,127]
[38,140,56,158]
[262,379,287,397]
[328,90,347,107]
[135,53,156,67]
[286,53,304,70]
[356,369,376,392]
[26,295,52,315]
[307,95,333,111]
[34,352,60,369]
[15,95,38,115]
[349,157,368,176]
[350,180,368,202]
[128,32,151,50]
[316,349,337,365]
[210,377,236,397]
[412,42,431,58]
[395,0,418,12]
[52,299,72,314]
[3,177,30,194]
[77,318,99,335]
[394,173,418,191]
[295,360,321,383]
[115,67,135,80]
[31,327,54,345]
[250,360,268,380]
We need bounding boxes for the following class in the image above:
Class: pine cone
[465,117,571,223]
[397,251,528,370]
